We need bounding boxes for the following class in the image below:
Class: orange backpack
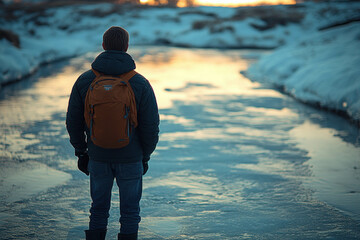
[84,69,138,149]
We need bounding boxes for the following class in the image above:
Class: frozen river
[0,46,359,239]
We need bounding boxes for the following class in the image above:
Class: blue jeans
[88,160,143,234]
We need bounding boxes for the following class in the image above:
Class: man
[66,26,159,240]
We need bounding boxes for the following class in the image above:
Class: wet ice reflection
[290,120,360,220]
[0,46,359,239]
[145,170,245,204]
[0,66,82,124]
[132,47,276,109]
[0,161,71,203]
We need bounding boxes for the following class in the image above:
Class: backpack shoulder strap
[91,68,102,77]
[120,70,137,82]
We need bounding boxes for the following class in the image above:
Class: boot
[85,229,107,240]
[118,232,138,240]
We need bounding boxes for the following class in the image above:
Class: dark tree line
[2,0,195,7]
[116,0,195,7]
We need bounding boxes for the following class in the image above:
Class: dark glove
[76,152,89,176]
[142,156,150,175]
[142,161,149,175]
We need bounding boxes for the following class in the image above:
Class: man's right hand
[143,161,149,175]
[142,156,150,175]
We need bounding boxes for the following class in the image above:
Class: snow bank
[1,2,359,86]
[245,22,360,121]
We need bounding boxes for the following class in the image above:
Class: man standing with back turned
[66,26,159,240]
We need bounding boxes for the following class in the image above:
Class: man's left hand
[77,152,89,176]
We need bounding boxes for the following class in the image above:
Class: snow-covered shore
[1,2,360,121]
[245,21,360,122]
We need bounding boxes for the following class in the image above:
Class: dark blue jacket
[66,50,159,163]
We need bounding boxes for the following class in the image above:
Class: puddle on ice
[0,161,71,203]
[142,217,183,237]
[290,120,360,220]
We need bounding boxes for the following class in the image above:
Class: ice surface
[0,161,71,203]
[290,120,360,220]
[1,47,359,239]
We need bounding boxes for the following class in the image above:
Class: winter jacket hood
[91,50,136,75]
